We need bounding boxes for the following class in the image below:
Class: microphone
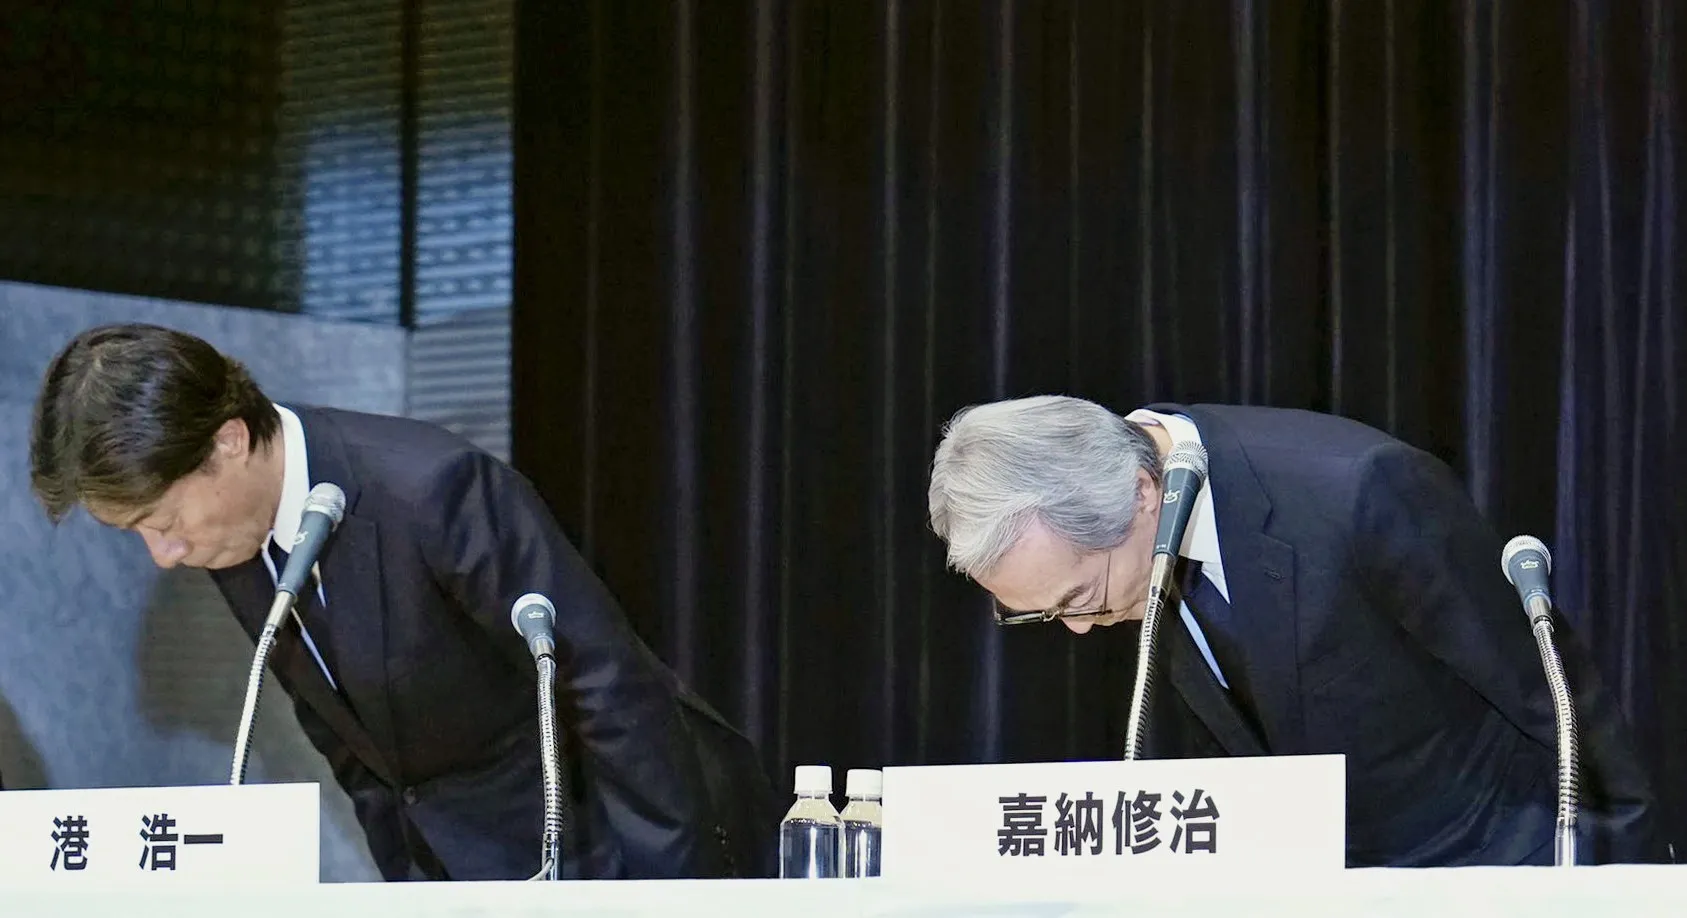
[274,482,347,601]
[1153,445,1210,559]
[1122,442,1209,761]
[511,592,558,660]
[1501,534,1580,867]
[511,593,565,880]
[1502,534,1554,626]
[231,482,347,786]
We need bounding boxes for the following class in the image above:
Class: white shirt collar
[270,404,311,552]
[1126,408,1223,570]
[260,404,337,689]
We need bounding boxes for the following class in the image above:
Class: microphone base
[1555,820,1578,867]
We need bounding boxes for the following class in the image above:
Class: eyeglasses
[991,550,1116,626]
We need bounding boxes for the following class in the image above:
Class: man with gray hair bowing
[926,395,1667,866]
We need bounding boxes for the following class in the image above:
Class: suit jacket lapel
[292,406,401,774]
[1149,402,1307,755]
[211,556,396,786]
[1160,596,1267,757]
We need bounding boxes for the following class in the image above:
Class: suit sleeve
[416,449,714,878]
[289,701,416,880]
[1350,442,1668,863]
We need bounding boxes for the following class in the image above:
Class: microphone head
[1502,534,1552,586]
[1152,441,1209,558]
[276,482,347,593]
[1162,442,1210,479]
[510,592,557,635]
[302,482,347,526]
[1502,535,1554,623]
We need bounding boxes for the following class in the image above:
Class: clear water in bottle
[779,765,841,878]
[839,768,883,878]
[779,812,842,878]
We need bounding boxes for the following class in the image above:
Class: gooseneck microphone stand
[1503,535,1579,867]
[513,593,566,881]
[534,652,564,881]
[1533,609,1580,867]
[1122,551,1178,761]
[230,593,293,785]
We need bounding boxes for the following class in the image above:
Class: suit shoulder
[300,407,498,501]
[1346,436,1469,518]
[302,406,471,453]
[1187,403,1402,459]
[1183,404,1431,525]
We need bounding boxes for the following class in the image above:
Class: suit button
[402,787,419,805]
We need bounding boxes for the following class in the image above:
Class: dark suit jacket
[210,406,779,881]
[1100,402,1667,866]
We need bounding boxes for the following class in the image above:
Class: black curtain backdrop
[512,0,1686,846]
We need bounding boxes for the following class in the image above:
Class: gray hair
[927,395,1162,579]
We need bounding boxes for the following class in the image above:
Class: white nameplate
[881,755,1344,879]
[0,783,319,888]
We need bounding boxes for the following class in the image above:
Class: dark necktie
[1178,560,1266,739]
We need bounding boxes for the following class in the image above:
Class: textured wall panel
[0,0,513,325]
[275,0,405,322]
[0,282,395,882]
[0,0,514,490]
[0,1,290,312]
[414,0,514,323]
[404,0,513,460]
[407,306,510,461]
[277,0,514,462]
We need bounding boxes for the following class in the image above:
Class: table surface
[3,864,1686,916]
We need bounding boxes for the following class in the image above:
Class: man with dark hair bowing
[927,394,1669,866]
[29,323,777,881]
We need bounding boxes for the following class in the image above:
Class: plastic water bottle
[839,768,883,877]
[779,765,841,878]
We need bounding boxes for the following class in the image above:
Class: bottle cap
[793,764,833,796]
[845,768,882,799]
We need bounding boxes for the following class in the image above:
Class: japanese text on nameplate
[139,813,226,871]
[997,788,1220,857]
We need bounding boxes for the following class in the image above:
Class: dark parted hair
[29,324,280,524]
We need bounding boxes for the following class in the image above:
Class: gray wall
[0,282,395,882]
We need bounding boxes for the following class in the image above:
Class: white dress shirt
[1126,408,1231,688]
[257,404,338,690]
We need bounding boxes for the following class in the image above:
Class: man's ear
[1136,466,1158,498]
[212,418,251,461]
[1135,467,1163,520]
